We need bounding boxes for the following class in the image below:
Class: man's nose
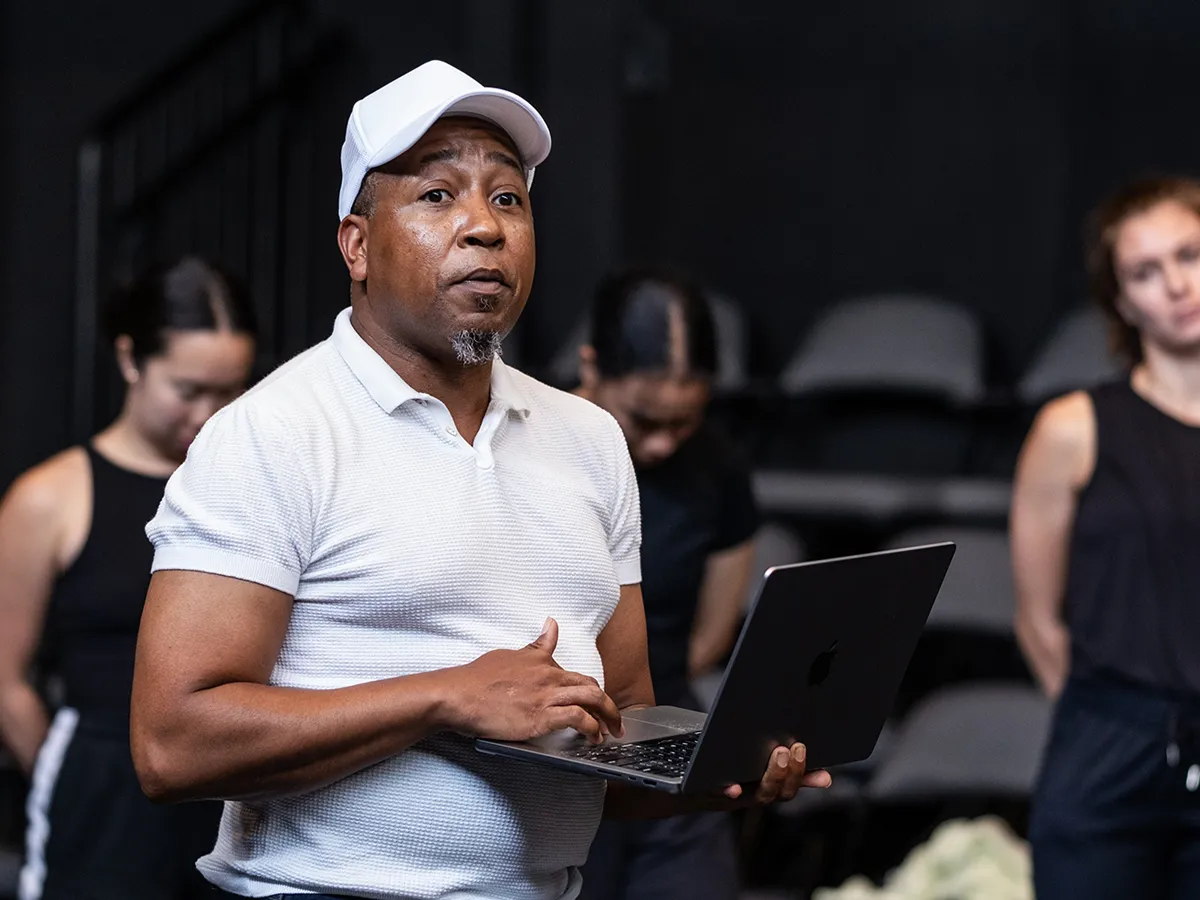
[459,194,504,248]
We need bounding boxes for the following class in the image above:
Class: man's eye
[495,192,522,207]
[420,189,450,203]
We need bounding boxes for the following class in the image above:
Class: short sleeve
[606,421,642,585]
[713,445,760,553]
[146,401,313,596]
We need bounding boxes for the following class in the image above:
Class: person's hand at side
[444,617,624,745]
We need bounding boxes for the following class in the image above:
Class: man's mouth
[457,268,509,289]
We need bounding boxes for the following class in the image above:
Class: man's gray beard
[450,329,504,367]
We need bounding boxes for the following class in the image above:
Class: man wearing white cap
[130,61,827,899]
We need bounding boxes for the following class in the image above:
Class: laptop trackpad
[522,705,707,751]
[623,705,707,736]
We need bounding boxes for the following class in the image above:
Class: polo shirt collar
[489,353,532,418]
[331,307,531,418]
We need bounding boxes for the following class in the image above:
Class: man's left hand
[722,743,832,804]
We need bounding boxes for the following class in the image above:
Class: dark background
[3,0,1200,487]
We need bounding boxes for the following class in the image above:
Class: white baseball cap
[338,60,552,220]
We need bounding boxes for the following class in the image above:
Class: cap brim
[367,87,551,176]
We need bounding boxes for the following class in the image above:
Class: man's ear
[338,215,370,284]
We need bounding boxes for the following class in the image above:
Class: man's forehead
[378,117,522,174]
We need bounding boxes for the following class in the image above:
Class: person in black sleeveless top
[575,269,761,900]
[1013,176,1200,899]
[0,257,257,899]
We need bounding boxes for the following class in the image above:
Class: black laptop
[475,543,955,794]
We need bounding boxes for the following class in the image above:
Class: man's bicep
[597,583,655,710]
[134,570,294,701]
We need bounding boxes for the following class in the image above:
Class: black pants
[1030,677,1200,900]
[578,810,738,900]
[21,708,224,900]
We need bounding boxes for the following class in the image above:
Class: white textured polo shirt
[146,307,642,900]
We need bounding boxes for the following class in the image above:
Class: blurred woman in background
[0,257,257,899]
[1013,177,1200,898]
[576,268,760,900]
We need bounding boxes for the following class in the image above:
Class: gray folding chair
[745,521,806,612]
[866,683,1052,801]
[1018,306,1122,406]
[708,292,750,392]
[779,295,985,405]
[750,470,1011,525]
[887,526,1014,636]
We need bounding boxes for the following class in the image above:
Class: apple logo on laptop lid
[807,640,838,687]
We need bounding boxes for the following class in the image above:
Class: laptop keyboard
[561,731,700,778]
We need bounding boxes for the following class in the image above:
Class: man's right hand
[443,617,623,744]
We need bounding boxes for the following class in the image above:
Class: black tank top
[1066,380,1200,695]
[44,446,169,717]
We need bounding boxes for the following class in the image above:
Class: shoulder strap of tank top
[82,442,103,471]
[1086,378,1132,410]
[82,443,127,496]
[81,442,120,520]
[1084,379,1134,469]
[79,442,108,497]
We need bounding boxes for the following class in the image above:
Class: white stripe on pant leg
[19,707,79,900]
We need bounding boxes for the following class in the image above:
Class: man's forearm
[132,669,457,803]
